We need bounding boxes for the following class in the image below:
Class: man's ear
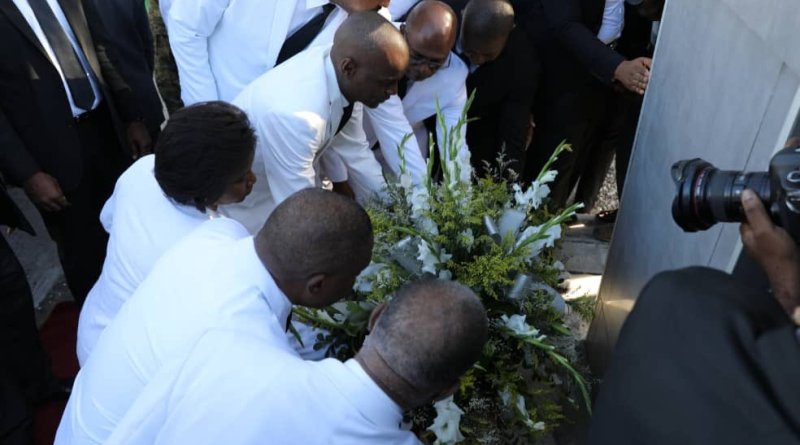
[306,274,326,295]
[340,57,357,78]
[367,301,388,332]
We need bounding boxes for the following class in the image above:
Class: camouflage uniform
[146,0,183,114]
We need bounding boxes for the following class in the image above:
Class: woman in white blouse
[76,101,257,365]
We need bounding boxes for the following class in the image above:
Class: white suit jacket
[105,330,422,445]
[76,155,213,366]
[54,218,295,445]
[225,45,371,234]
[327,49,469,195]
[167,0,332,104]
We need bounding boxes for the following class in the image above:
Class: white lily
[516,224,562,261]
[428,396,465,444]
[499,314,545,340]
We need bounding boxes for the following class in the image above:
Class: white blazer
[55,219,296,445]
[225,44,368,234]
[333,50,469,191]
[167,0,330,104]
[104,330,422,445]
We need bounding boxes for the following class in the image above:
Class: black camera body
[671,145,800,243]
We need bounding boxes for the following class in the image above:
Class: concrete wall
[588,0,800,374]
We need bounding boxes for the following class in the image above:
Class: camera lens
[671,159,771,232]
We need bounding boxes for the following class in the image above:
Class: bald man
[446,0,538,175]
[328,0,472,199]
[54,189,374,445]
[168,0,390,105]
[224,12,408,234]
[102,280,489,445]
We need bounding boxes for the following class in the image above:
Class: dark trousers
[573,90,642,210]
[0,234,54,445]
[525,83,607,208]
[41,104,125,304]
[589,267,800,445]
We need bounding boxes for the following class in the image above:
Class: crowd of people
[0,0,678,443]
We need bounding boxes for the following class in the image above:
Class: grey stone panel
[588,0,800,374]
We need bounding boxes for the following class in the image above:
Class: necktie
[276,4,336,66]
[335,102,354,135]
[27,0,95,110]
[397,77,409,99]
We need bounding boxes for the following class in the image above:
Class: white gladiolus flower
[456,147,473,184]
[399,170,413,191]
[500,314,545,340]
[538,170,557,184]
[353,263,388,293]
[516,224,562,261]
[428,396,465,444]
[417,241,452,275]
[513,182,551,211]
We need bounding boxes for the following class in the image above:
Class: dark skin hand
[614,57,652,95]
[740,189,800,314]
[24,171,70,212]
[127,121,152,160]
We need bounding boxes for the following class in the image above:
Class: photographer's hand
[740,189,800,314]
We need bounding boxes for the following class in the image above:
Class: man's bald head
[256,189,373,307]
[363,280,488,403]
[332,0,390,13]
[332,12,409,108]
[461,0,515,66]
[403,0,458,81]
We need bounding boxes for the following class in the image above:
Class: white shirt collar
[336,359,404,429]
[306,0,330,9]
[239,238,293,330]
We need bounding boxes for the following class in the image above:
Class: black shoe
[595,209,618,223]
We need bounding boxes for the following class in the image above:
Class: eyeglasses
[409,50,451,71]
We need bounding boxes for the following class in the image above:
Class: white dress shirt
[54,218,295,445]
[104,330,422,445]
[11,0,102,116]
[225,45,367,234]
[76,155,215,366]
[167,0,330,104]
[597,0,626,44]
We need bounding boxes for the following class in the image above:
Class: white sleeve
[364,96,427,184]
[597,0,625,44]
[329,105,388,201]
[168,0,230,104]
[436,81,469,161]
[258,111,323,206]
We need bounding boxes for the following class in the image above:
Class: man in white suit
[55,189,374,445]
[328,0,469,198]
[103,280,489,445]
[225,12,409,234]
[167,0,390,105]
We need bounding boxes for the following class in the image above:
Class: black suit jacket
[589,267,800,444]
[465,27,539,171]
[0,0,141,192]
[520,0,625,98]
[90,0,164,134]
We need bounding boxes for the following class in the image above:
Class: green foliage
[296,96,590,443]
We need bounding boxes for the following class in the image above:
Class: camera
[671,145,800,242]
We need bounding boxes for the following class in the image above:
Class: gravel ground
[589,157,619,215]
